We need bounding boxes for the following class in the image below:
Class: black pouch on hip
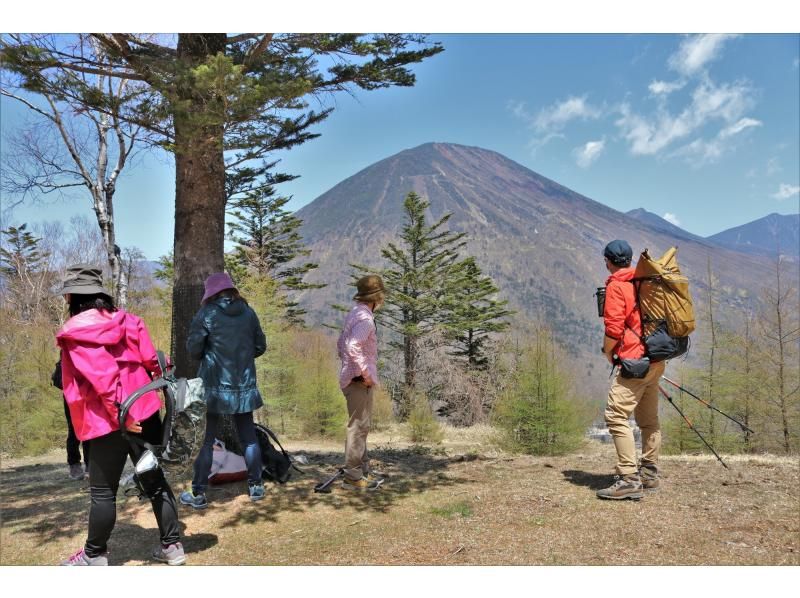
[619,357,651,379]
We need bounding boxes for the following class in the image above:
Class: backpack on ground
[255,423,302,484]
[633,246,695,362]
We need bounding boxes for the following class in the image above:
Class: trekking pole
[313,468,344,493]
[661,376,754,434]
[658,385,729,469]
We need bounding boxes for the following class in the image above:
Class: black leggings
[84,411,180,557]
[64,398,89,466]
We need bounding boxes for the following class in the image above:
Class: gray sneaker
[248,483,266,502]
[61,548,108,566]
[179,490,208,510]
[596,474,644,500]
[69,464,85,480]
[152,542,186,566]
[639,463,660,491]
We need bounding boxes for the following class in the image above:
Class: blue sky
[2,33,799,260]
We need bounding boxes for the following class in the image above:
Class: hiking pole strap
[658,386,729,469]
[661,376,755,434]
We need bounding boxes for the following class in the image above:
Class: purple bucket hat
[201,272,236,304]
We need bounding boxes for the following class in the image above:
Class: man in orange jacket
[597,240,664,500]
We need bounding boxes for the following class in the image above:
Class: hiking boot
[596,474,644,500]
[248,483,266,502]
[341,476,382,491]
[639,464,660,491]
[69,463,85,480]
[179,490,208,510]
[60,548,108,566]
[152,542,186,566]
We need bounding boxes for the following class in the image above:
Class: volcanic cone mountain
[294,142,781,365]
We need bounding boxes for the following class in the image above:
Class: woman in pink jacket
[56,264,184,566]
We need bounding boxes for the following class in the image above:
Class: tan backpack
[633,247,695,361]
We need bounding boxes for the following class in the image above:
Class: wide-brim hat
[201,272,236,304]
[59,264,111,297]
[353,274,386,302]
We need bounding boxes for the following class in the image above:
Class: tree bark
[171,34,228,378]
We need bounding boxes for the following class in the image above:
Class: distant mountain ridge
[707,212,799,258]
[625,208,709,244]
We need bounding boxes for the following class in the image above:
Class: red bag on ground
[208,439,247,485]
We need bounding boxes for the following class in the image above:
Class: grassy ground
[1,424,798,566]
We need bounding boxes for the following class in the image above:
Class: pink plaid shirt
[337,303,378,390]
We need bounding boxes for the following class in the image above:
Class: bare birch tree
[1,34,146,307]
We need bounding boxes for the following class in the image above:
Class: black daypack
[255,423,302,484]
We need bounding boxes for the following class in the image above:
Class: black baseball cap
[603,240,633,266]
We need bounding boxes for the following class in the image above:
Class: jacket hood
[211,296,246,316]
[57,309,127,345]
[606,266,636,285]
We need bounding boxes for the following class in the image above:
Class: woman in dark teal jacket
[179,273,267,508]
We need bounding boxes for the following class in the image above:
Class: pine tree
[444,257,513,368]
[0,223,53,320]
[361,191,466,399]
[226,187,324,325]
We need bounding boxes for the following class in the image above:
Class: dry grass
[1,426,798,566]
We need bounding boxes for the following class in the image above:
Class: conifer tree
[370,192,466,395]
[0,223,53,320]
[444,257,512,368]
[226,186,324,325]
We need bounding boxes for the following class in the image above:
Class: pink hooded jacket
[56,309,162,441]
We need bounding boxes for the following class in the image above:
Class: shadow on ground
[0,462,92,542]
[1,445,476,550]
[168,445,477,527]
[561,469,616,490]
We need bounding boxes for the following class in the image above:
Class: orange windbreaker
[603,267,645,360]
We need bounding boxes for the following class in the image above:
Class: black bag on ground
[254,423,301,484]
[619,357,651,379]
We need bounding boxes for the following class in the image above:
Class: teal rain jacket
[187,296,266,415]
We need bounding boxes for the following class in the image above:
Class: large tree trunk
[171,34,228,379]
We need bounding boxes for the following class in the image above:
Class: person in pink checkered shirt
[336,274,386,491]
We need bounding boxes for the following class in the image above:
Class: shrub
[492,328,590,456]
[407,393,444,444]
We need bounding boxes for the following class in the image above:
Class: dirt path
[2,432,798,566]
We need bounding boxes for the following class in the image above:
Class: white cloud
[794,58,800,69]
[616,80,755,156]
[648,79,685,95]
[719,117,762,138]
[672,116,760,167]
[534,96,601,132]
[671,138,724,166]
[668,34,739,77]
[663,213,681,226]
[772,184,800,200]
[573,139,606,168]
[508,100,532,122]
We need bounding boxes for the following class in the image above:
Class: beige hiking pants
[604,360,665,475]
[342,381,373,481]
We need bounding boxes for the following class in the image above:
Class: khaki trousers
[604,360,665,475]
[342,382,373,481]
